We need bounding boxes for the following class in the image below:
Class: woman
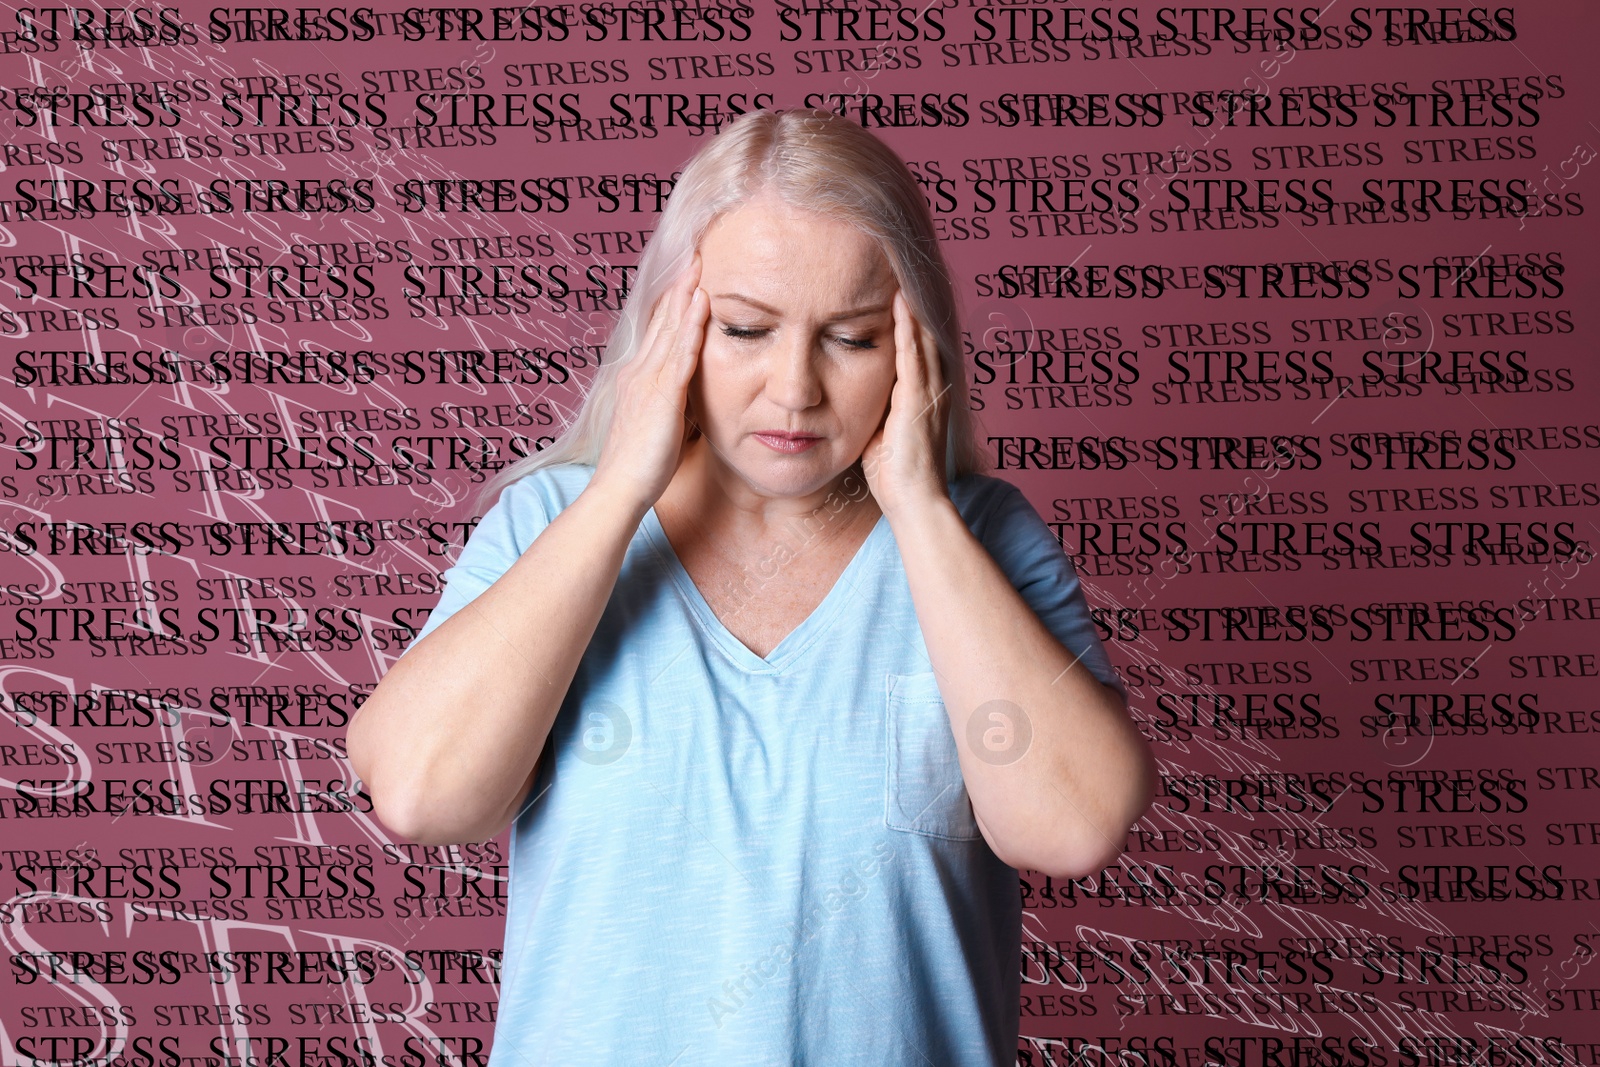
[348,108,1155,1066]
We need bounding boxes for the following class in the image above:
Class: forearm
[891,496,1156,879]
[349,481,646,844]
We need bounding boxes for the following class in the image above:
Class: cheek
[832,358,896,431]
[691,345,760,417]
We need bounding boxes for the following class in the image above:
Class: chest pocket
[884,672,983,841]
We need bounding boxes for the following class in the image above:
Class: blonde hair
[475,107,986,513]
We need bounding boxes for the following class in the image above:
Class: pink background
[1,3,1597,1064]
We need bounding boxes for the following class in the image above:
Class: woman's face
[687,192,900,501]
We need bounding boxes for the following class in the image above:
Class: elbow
[345,697,385,802]
[371,784,500,847]
[1013,813,1141,880]
[350,725,510,846]
[347,697,472,845]
[1012,816,1138,883]
[369,784,430,845]
[1008,732,1159,882]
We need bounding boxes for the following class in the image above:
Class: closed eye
[719,325,878,350]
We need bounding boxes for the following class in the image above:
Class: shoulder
[946,472,1041,541]
[946,472,1073,581]
[459,463,596,565]
[491,462,597,524]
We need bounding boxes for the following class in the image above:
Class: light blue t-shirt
[403,462,1125,1066]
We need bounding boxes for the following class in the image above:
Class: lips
[753,430,822,454]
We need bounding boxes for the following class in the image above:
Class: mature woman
[348,107,1155,1066]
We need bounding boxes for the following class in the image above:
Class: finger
[670,251,706,319]
[919,317,942,393]
[642,263,696,370]
[906,295,940,392]
[636,276,686,365]
[898,295,951,444]
[645,256,696,333]
[900,295,946,414]
[667,251,703,326]
[894,290,925,392]
[668,287,709,386]
[635,297,668,366]
[630,254,702,385]
[861,422,886,466]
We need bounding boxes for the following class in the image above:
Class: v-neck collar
[642,505,888,674]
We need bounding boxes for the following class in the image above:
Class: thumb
[861,424,886,474]
[681,396,700,445]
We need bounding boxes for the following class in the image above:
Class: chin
[730,443,855,499]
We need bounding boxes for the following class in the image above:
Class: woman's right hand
[592,252,709,513]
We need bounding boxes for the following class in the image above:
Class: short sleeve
[398,473,554,656]
[975,480,1128,703]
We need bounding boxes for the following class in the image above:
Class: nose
[764,331,823,411]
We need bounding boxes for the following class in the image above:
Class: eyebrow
[714,293,890,321]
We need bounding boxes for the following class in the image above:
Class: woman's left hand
[862,290,951,521]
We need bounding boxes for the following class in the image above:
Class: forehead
[699,195,894,305]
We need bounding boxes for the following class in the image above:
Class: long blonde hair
[475,107,987,514]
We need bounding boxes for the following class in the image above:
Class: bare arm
[348,254,709,846]
[863,291,1154,879]
[893,495,1155,879]
[348,484,647,845]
